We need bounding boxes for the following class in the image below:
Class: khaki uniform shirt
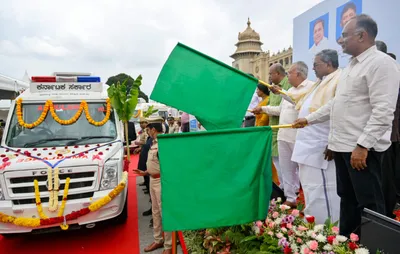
[146,139,160,175]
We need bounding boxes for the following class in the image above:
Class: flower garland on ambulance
[16,98,111,128]
[0,172,128,229]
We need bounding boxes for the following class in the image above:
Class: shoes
[163,249,172,254]
[283,201,297,208]
[143,208,152,216]
[144,242,163,252]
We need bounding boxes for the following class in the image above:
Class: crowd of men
[130,13,399,253]
[251,14,399,237]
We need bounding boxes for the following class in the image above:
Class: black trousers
[334,151,386,237]
[244,117,255,127]
[382,142,400,218]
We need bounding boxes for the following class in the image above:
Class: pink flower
[296,238,302,243]
[291,209,300,216]
[309,252,315,254]
[331,226,339,234]
[350,233,359,242]
[268,222,275,228]
[303,247,310,254]
[298,226,308,231]
[309,240,318,251]
[276,233,283,238]
[268,231,273,236]
[286,223,293,229]
[272,212,279,218]
[256,221,263,228]
[281,227,288,233]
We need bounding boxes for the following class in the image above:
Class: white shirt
[306,45,400,152]
[309,37,329,56]
[292,88,331,169]
[246,90,262,117]
[261,79,314,143]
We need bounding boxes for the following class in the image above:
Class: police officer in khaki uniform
[133,117,172,254]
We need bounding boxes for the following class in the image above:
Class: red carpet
[0,155,140,254]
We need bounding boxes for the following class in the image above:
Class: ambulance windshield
[5,102,117,148]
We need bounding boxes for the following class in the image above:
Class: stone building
[230,18,293,82]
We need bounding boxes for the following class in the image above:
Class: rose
[350,233,359,242]
[296,238,302,243]
[331,226,339,235]
[272,212,279,218]
[327,236,335,245]
[291,209,300,216]
[286,223,293,229]
[268,222,275,228]
[306,216,315,223]
[309,240,318,251]
[303,247,310,254]
[256,220,263,228]
[276,233,284,238]
[348,242,358,250]
[268,231,274,236]
[283,246,292,254]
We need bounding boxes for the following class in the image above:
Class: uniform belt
[151,174,161,179]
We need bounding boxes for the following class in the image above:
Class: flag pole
[172,231,177,254]
[270,124,294,129]
[258,80,290,97]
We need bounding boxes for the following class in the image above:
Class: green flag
[150,43,258,130]
[158,127,273,231]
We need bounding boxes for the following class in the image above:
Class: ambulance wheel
[114,193,128,224]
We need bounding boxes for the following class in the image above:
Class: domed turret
[238,18,260,41]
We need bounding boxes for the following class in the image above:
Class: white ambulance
[0,72,128,236]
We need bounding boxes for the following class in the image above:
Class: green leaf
[240,235,257,243]
[324,217,331,229]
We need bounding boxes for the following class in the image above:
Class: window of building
[279,59,283,65]
[285,57,289,65]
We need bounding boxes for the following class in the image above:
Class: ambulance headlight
[100,162,118,190]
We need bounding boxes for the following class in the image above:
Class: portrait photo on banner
[335,0,363,42]
[308,13,329,56]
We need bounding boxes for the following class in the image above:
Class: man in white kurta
[291,50,341,224]
[253,62,314,207]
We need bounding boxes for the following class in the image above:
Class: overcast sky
[0,0,322,95]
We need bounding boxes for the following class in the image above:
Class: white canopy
[0,73,29,92]
[0,73,29,100]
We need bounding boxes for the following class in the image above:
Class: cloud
[0,0,322,95]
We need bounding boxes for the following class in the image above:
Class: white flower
[280,204,291,211]
[336,235,348,242]
[281,227,288,233]
[323,244,333,251]
[290,243,299,252]
[252,226,260,235]
[332,239,339,245]
[275,218,282,225]
[315,234,326,242]
[276,232,284,238]
[306,231,315,237]
[277,197,282,203]
[313,224,324,232]
[355,248,370,254]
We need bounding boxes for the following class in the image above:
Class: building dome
[238,18,260,41]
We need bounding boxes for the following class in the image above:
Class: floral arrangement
[183,198,376,254]
[252,198,369,254]
[0,171,128,229]
[16,98,111,128]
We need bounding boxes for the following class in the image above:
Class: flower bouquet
[253,198,370,254]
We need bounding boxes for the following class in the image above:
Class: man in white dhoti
[291,50,341,224]
[252,61,314,207]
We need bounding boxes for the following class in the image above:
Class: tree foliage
[106,73,149,102]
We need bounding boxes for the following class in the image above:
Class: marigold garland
[1,172,128,229]
[16,98,111,128]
